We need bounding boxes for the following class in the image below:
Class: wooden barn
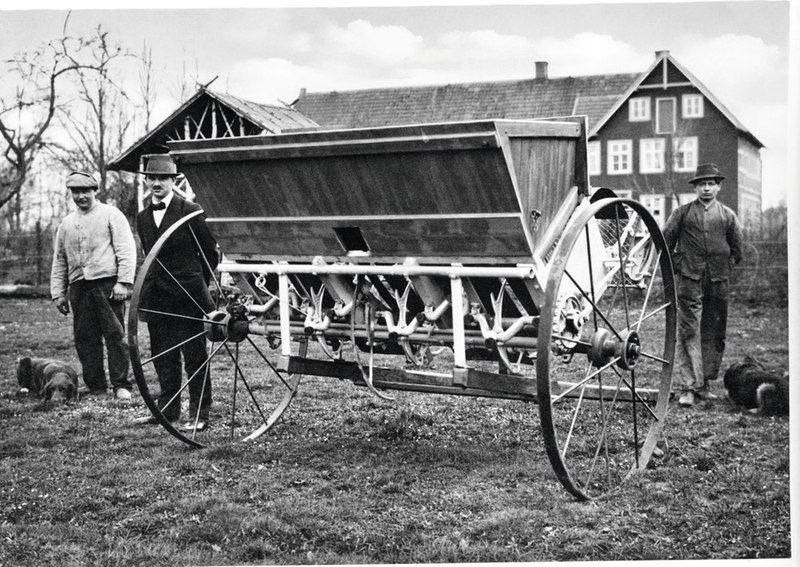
[108,86,318,207]
[293,50,764,229]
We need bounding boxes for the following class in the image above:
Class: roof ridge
[304,72,641,96]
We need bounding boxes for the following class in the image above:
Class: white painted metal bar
[278,273,292,356]
[218,261,537,279]
[450,276,467,368]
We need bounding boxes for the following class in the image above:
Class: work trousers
[147,316,212,422]
[68,277,131,392]
[674,271,729,393]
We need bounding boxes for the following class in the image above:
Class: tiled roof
[209,90,318,132]
[294,73,640,131]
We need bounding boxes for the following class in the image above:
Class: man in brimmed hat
[51,170,137,399]
[134,153,219,432]
[663,163,743,407]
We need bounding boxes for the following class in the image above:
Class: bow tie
[151,202,166,211]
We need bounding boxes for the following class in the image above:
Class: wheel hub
[205,309,250,343]
[589,328,641,369]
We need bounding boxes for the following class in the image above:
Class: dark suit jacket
[136,194,219,321]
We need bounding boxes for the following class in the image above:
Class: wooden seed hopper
[128,118,676,500]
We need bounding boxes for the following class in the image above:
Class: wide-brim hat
[138,154,178,176]
[689,163,725,185]
[65,171,99,189]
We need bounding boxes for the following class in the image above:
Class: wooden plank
[186,150,520,218]
[278,356,659,404]
[500,121,581,139]
[206,216,533,261]
[170,120,506,152]
[280,356,539,400]
[173,132,500,162]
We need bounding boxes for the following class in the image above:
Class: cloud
[319,19,424,66]
[672,34,787,109]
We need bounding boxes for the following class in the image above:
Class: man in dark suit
[135,153,219,432]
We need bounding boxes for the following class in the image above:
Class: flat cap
[65,171,99,189]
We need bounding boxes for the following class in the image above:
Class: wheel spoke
[551,356,621,403]
[245,335,293,390]
[636,249,661,330]
[155,257,209,315]
[635,302,673,328]
[138,307,224,326]
[186,223,223,309]
[638,350,669,364]
[613,207,632,331]
[222,343,270,426]
[141,329,207,366]
[563,268,624,342]
[584,373,624,492]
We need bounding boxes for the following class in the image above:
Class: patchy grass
[0,298,791,565]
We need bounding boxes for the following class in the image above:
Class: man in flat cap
[135,154,218,432]
[663,163,743,407]
[51,170,137,399]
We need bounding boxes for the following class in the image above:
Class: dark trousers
[69,277,131,392]
[675,271,729,392]
[147,317,212,421]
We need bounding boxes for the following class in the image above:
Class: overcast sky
[0,1,793,207]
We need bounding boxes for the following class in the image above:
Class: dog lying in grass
[723,356,789,416]
[16,356,79,401]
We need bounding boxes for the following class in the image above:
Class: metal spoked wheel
[537,197,676,500]
[128,212,303,448]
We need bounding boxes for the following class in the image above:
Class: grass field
[0,297,792,565]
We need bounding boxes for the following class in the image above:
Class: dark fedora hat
[689,163,725,185]
[138,154,178,176]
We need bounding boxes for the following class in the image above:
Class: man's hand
[110,282,132,302]
[54,297,70,316]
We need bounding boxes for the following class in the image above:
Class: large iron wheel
[537,197,676,499]
[128,211,303,448]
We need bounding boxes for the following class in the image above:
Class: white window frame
[639,193,666,227]
[673,136,698,172]
[587,141,601,175]
[607,140,633,175]
[655,97,677,134]
[639,138,666,174]
[628,97,651,122]
[682,94,704,118]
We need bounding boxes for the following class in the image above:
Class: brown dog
[723,356,789,416]
[16,356,79,401]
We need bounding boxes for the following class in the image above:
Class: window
[629,97,650,122]
[615,189,633,200]
[607,140,632,175]
[587,141,601,175]
[682,94,704,118]
[656,98,676,134]
[639,138,666,173]
[673,136,698,172]
[639,194,666,227]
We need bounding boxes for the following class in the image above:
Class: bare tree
[45,25,141,215]
[0,14,100,215]
[139,42,158,133]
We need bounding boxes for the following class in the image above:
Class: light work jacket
[50,202,137,299]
